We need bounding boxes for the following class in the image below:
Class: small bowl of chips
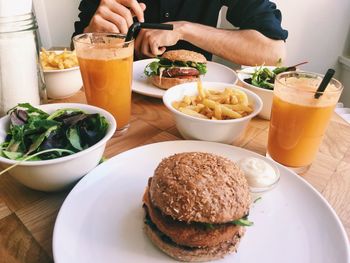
[40,49,83,99]
[163,81,262,144]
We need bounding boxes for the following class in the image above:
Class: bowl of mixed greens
[0,103,116,191]
[237,63,306,120]
[237,66,277,120]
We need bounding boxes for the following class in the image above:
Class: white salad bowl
[163,82,262,144]
[0,103,116,192]
[237,66,276,120]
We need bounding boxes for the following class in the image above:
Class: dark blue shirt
[73,0,288,60]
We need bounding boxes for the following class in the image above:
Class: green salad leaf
[200,214,253,230]
[244,61,308,90]
[195,62,207,75]
[231,216,254,226]
[0,104,109,161]
[67,127,83,151]
[144,58,207,76]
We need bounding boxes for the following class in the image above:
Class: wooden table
[1,90,350,262]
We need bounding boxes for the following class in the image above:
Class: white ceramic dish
[237,66,275,120]
[132,59,238,98]
[0,103,116,192]
[53,141,349,263]
[163,82,262,144]
[238,156,280,194]
[42,51,83,99]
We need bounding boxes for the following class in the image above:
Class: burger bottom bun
[149,75,199,90]
[144,222,244,262]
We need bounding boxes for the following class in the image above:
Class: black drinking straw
[314,69,335,99]
[125,22,174,42]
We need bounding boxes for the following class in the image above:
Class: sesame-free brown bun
[149,152,251,223]
[144,222,244,262]
[143,152,251,261]
[149,75,199,90]
[161,49,207,63]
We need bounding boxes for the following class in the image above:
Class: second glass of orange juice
[267,71,343,173]
[73,33,133,135]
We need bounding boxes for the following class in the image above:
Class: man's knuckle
[92,15,101,23]
[97,6,107,15]
[119,9,129,18]
[110,25,119,32]
[145,31,152,38]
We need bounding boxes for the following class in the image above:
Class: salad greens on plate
[244,62,308,90]
[0,103,109,161]
[144,57,207,77]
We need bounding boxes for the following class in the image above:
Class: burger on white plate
[142,152,252,262]
[144,50,207,90]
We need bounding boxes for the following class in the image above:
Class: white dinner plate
[132,59,238,98]
[53,141,349,263]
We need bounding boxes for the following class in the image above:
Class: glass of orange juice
[267,71,343,173]
[73,33,134,135]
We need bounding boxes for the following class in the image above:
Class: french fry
[230,95,239,105]
[208,90,220,95]
[221,105,242,119]
[202,107,214,118]
[183,96,192,105]
[172,101,181,109]
[40,48,79,70]
[197,80,206,100]
[202,98,218,110]
[172,82,253,120]
[232,89,249,106]
[214,103,222,120]
[223,104,253,113]
[179,108,208,119]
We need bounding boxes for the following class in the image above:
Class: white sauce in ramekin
[239,157,278,188]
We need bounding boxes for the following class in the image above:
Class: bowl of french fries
[40,49,83,99]
[163,81,262,144]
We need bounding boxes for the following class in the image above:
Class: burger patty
[162,67,200,78]
[144,217,243,262]
[143,187,244,248]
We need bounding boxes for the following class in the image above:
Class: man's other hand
[135,21,184,58]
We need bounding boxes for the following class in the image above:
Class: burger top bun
[149,152,251,224]
[161,50,207,63]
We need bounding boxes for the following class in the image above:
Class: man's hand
[84,0,146,34]
[135,21,184,58]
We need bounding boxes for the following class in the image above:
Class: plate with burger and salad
[53,141,349,263]
[132,50,238,98]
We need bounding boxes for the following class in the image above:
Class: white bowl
[0,103,116,192]
[42,51,83,99]
[163,82,262,144]
[237,66,275,120]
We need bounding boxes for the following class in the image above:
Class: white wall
[33,0,79,48]
[275,0,350,73]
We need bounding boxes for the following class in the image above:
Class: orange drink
[73,33,134,135]
[267,71,343,173]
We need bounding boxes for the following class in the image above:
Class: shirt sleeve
[221,0,288,41]
[72,0,100,38]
